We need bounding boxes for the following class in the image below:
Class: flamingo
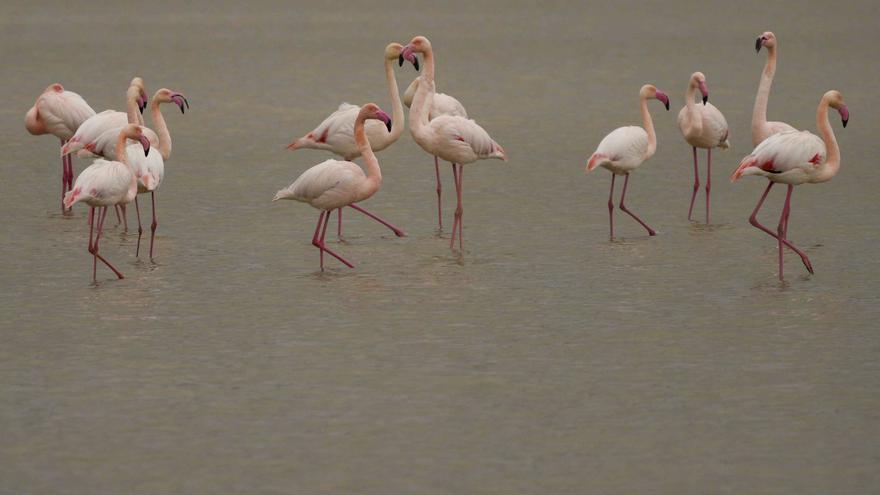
[287,43,415,238]
[83,88,189,259]
[25,83,96,213]
[402,75,468,230]
[63,124,152,283]
[273,103,404,270]
[677,71,730,223]
[586,84,670,239]
[752,31,796,147]
[731,90,848,280]
[401,36,507,251]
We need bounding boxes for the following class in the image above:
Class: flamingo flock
[25,33,849,282]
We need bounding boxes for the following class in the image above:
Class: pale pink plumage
[25,84,95,140]
[404,77,467,119]
[732,130,826,185]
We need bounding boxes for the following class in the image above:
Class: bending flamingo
[586,84,670,239]
[402,74,468,230]
[25,83,96,213]
[731,90,848,280]
[287,42,414,237]
[752,31,796,147]
[677,72,729,223]
[63,124,152,283]
[273,104,404,270]
[401,36,507,251]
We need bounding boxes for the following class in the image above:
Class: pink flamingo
[83,88,189,259]
[287,43,414,238]
[63,124,152,283]
[677,72,730,223]
[586,84,670,239]
[403,75,468,230]
[731,90,849,280]
[273,104,404,270]
[25,83,96,213]
[752,31,796,146]
[401,36,507,251]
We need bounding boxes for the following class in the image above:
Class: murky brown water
[2,1,879,493]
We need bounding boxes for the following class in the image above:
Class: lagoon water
[1,1,879,493]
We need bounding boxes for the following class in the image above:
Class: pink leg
[435,155,443,230]
[449,164,464,250]
[619,174,656,236]
[776,185,795,280]
[149,191,158,259]
[89,206,124,281]
[688,146,699,221]
[748,182,813,274]
[120,203,128,232]
[337,208,343,239]
[135,196,144,257]
[608,174,616,240]
[705,148,712,224]
[88,207,96,281]
[60,140,68,213]
[311,210,354,270]
[456,165,463,250]
[348,203,405,237]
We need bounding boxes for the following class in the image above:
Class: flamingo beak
[839,105,849,128]
[756,37,763,53]
[699,81,709,105]
[400,46,419,71]
[656,91,670,111]
[171,93,189,114]
[139,135,151,156]
[377,110,392,132]
[137,96,145,114]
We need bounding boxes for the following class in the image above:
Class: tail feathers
[718,130,730,150]
[63,187,81,209]
[272,187,292,202]
[587,153,609,172]
[490,142,508,161]
[731,156,758,182]
[60,138,82,156]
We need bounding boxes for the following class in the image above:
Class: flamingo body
[733,130,827,185]
[64,158,137,208]
[288,103,396,160]
[677,102,730,150]
[589,126,650,175]
[62,110,128,155]
[404,78,467,119]
[25,85,95,140]
[418,113,506,165]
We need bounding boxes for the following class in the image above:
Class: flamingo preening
[677,72,730,223]
[273,104,403,270]
[586,84,670,239]
[401,36,507,251]
[731,90,849,280]
[25,83,96,213]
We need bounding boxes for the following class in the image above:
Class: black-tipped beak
[664,100,670,111]
[399,54,404,67]
[385,119,393,132]
[139,104,145,114]
[756,37,763,52]
[702,95,708,105]
[842,118,848,128]
[412,56,420,72]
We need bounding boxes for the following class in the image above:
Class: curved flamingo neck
[354,114,381,188]
[384,57,404,142]
[149,99,172,160]
[752,45,778,144]
[640,96,657,158]
[126,90,144,126]
[814,99,840,182]
[683,81,702,135]
[408,46,436,143]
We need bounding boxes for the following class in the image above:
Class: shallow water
[2,0,879,493]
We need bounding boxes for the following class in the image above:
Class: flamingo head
[400,36,431,70]
[388,42,418,71]
[361,103,392,132]
[756,31,776,52]
[46,83,64,94]
[131,77,148,113]
[640,84,669,110]
[691,72,708,105]
[123,124,151,157]
[154,88,190,114]
[824,90,849,128]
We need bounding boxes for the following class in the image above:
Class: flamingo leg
[688,146,700,221]
[120,204,128,232]
[705,148,712,224]
[618,174,656,236]
[456,165,463,250]
[608,174,616,240]
[748,182,813,274]
[312,210,354,270]
[89,206,124,281]
[450,164,464,250]
[776,185,795,280]
[348,204,405,237]
[114,205,122,226]
[60,139,69,213]
[149,191,158,259]
[88,207,96,281]
[435,156,443,230]
[135,196,144,257]
[337,208,343,240]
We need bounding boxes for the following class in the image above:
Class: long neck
[126,92,142,126]
[150,100,172,160]
[684,82,702,134]
[354,116,381,187]
[408,47,436,141]
[752,46,777,140]
[640,96,657,158]
[384,58,404,142]
[814,100,840,182]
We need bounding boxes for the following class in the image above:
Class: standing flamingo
[731,90,848,280]
[273,104,403,270]
[287,43,415,238]
[677,72,730,223]
[586,84,670,239]
[402,75,468,230]
[63,124,152,283]
[25,83,96,213]
[752,31,796,146]
[401,36,507,251]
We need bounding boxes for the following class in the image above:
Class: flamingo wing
[595,126,649,164]
[64,111,127,155]
[273,159,364,207]
[86,125,159,160]
[37,90,96,139]
[429,116,506,162]
[64,159,132,208]
[733,130,825,180]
